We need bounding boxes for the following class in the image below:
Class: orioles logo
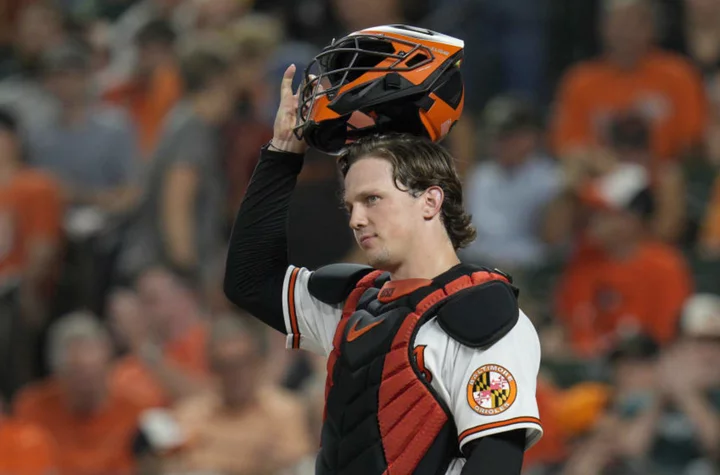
[466,364,517,416]
[378,287,395,300]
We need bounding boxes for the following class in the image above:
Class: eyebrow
[342,190,382,209]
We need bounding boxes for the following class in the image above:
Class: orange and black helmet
[294,24,465,154]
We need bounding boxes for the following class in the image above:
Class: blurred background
[0,0,719,474]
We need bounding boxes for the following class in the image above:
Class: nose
[349,206,367,230]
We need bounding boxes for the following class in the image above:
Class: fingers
[294,72,315,100]
[280,64,296,99]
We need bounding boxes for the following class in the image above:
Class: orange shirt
[551,50,707,161]
[555,240,692,357]
[164,323,209,375]
[111,323,209,408]
[111,355,168,408]
[0,417,58,475]
[103,64,182,158]
[0,169,63,278]
[13,379,143,475]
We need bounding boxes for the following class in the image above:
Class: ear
[421,186,444,220]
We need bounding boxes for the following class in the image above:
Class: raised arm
[223,65,307,332]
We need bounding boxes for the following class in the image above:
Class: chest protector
[313,264,520,475]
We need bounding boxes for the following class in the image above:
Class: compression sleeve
[223,144,304,333]
[461,429,525,475]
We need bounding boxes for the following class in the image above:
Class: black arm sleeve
[460,429,526,475]
[223,145,304,333]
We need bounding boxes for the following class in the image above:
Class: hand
[562,151,593,192]
[586,148,619,176]
[270,64,308,154]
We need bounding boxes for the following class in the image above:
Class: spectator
[551,0,707,163]
[110,267,210,408]
[117,50,233,291]
[0,108,63,401]
[429,0,549,114]
[528,377,612,474]
[27,40,141,215]
[13,311,143,475]
[189,0,254,46]
[699,71,720,253]
[460,95,561,272]
[107,286,146,353]
[705,65,720,168]
[0,397,59,475]
[565,297,720,475]
[222,14,280,222]
[651,294,720,473]
[679,0,720,83]
[103,19,182,161]
[0,1,66,80]
[555,163,693,358]
[560,334,661,475]
[522,376,571,473]
[24,39,142,314]
[542,113,687,249]
[97,0,195,93]
[699,174,720,258]
[607,112,687,243]
[137,313,312,475]
[0,2,65,133]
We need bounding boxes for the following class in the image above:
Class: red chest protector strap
[324,269,385,404]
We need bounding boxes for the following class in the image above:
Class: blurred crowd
[0,0,719,474]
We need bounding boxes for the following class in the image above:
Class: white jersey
[282,266,543,473]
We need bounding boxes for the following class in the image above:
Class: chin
[366,250,397,271]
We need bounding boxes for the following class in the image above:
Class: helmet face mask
[294,25,465,155]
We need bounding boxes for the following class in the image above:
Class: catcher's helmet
[294,24,465,154]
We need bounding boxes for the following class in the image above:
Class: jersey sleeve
[282,265,344,356]
[416,310,543,453]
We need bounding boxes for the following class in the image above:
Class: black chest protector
[309,263,519,475]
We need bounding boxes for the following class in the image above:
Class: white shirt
[461,155,561,268]
[281,266,543,473]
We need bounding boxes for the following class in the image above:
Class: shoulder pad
[436,280,519,349]
[308,263,375,305]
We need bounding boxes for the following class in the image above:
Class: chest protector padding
[318,265,516,475]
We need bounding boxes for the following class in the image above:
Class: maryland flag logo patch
[466,364,517,416]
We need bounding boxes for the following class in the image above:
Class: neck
[390,243,460,281]
[223,392,257,410]
[498,155,528,169]
[222,384,260,410]
[604,236,642,260]
[65,387,108,415]
[607,50,645,71]
[60,102,87,126]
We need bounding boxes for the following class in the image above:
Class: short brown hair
[338,134,476,249]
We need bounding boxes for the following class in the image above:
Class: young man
[224,26,542,475]
[117,50,234,290]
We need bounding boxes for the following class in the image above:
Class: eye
[365,195,380,205]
